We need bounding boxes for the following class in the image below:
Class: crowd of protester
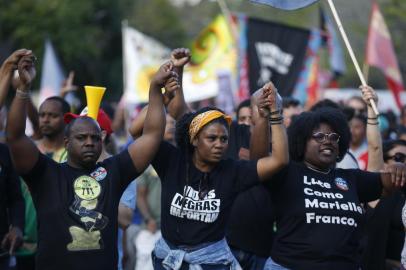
[1,47,406,270]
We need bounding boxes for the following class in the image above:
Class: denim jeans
[152,252,231,270]
[231,248,267,270]
[263,257,290,270]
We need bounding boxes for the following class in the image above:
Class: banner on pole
[247,18,310,96]
[39,39,65,104]
[122,25,170,104]
[366,2,404,108]
[183,15,238,102]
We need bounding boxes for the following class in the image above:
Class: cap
[64,107,113,135]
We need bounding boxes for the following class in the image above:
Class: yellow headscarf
[188,110,232,143]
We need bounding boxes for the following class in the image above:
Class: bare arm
[253,82,289,181]
[127,61,178,172]
[136,184,157,232]
[27,97,41,140]
[0,49,32,109]
[380,163,406,197]
[118,204,133,230]
[6,53,40,174]
[362,86,384,172]
[250,90,270,159]
[166,48,191,121]
[128,105,148,139]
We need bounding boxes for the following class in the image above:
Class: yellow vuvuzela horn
[84,85,106,120]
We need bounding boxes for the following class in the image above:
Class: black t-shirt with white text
[152,141,260,246]
[268,161,382,270]
[22,150,139,270]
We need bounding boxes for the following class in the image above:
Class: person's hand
[255,82,282,118]
[151,61,178,89]
[60,71,78,97]
[263,82,282,113]
[1,49,32,74]
[16,54,36,91]
[163,76,179,106]
[1,226,23,255]
[383,163,406,188]
[146,219,157,233]
[360,85,378,107]
[171,48,191,68]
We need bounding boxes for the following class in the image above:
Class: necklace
[304,162,331,175]
[198,173,209,200]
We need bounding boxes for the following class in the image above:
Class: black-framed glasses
[386,152,406,163]
[312,132,340,143]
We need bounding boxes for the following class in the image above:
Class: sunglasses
[312,132,340,143]
[386,152,406,163]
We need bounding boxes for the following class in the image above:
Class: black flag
[247,18,310,96]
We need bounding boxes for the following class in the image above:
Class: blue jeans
[152,252,231,270]
[264,257,290,270]
[231,248,267,270]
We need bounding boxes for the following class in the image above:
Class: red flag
[366,2,404,109]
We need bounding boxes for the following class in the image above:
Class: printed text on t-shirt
[303,175,362,227]
[170,186,220,223]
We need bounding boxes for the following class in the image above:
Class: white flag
[122,25,170,104]
[39,40,65,104]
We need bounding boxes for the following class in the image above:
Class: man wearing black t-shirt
[0,143,25,270]
[6,52,177,270]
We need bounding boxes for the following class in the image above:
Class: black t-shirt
[152,141,259,246]
[224,121,250,160]
[226,184,275,257]
[0,143,24,244]
[225,122,275,257]
[268,161,382,270]
[361,191,405,269]
[22,150,139,270]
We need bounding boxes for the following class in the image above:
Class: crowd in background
[1,47,406,270]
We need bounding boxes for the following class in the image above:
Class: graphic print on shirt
[67,168,109,251]
[170,186,220,223]
[303,175,363,227]
[90,166,107,181]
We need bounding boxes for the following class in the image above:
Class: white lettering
[303,176,331,189]
[306,212,357,227]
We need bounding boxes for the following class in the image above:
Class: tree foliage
[0,0,186,101]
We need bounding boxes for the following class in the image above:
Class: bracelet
[16,89,30,99]
[269,116,284,122]
[270,110,282,115]
[270,120,283,125]
[367,117,378,120]
[367,121,379,125]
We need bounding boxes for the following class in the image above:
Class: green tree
[0,0,187,102]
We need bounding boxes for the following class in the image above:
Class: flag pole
[363,62,370,84]
[216,0,238,41]
[327,0,379,115]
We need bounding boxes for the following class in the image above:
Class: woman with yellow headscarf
[150,75,288,269]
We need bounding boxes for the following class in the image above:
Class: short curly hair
[175,106,229,154]
[288,108,351,162]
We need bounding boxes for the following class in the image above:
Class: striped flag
[250,0,319,10]
[366,2,404,109]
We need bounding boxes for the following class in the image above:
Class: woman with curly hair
[150,81,288,270]
[256,87,406,270]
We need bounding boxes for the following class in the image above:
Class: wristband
[16,89,30,99]
[269,116,284,122]
[270,110,282,115]
[270,120,283,125]
[367,121,379,125]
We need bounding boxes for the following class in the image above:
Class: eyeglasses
[311,132,340,143]
[386,152,406,163]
